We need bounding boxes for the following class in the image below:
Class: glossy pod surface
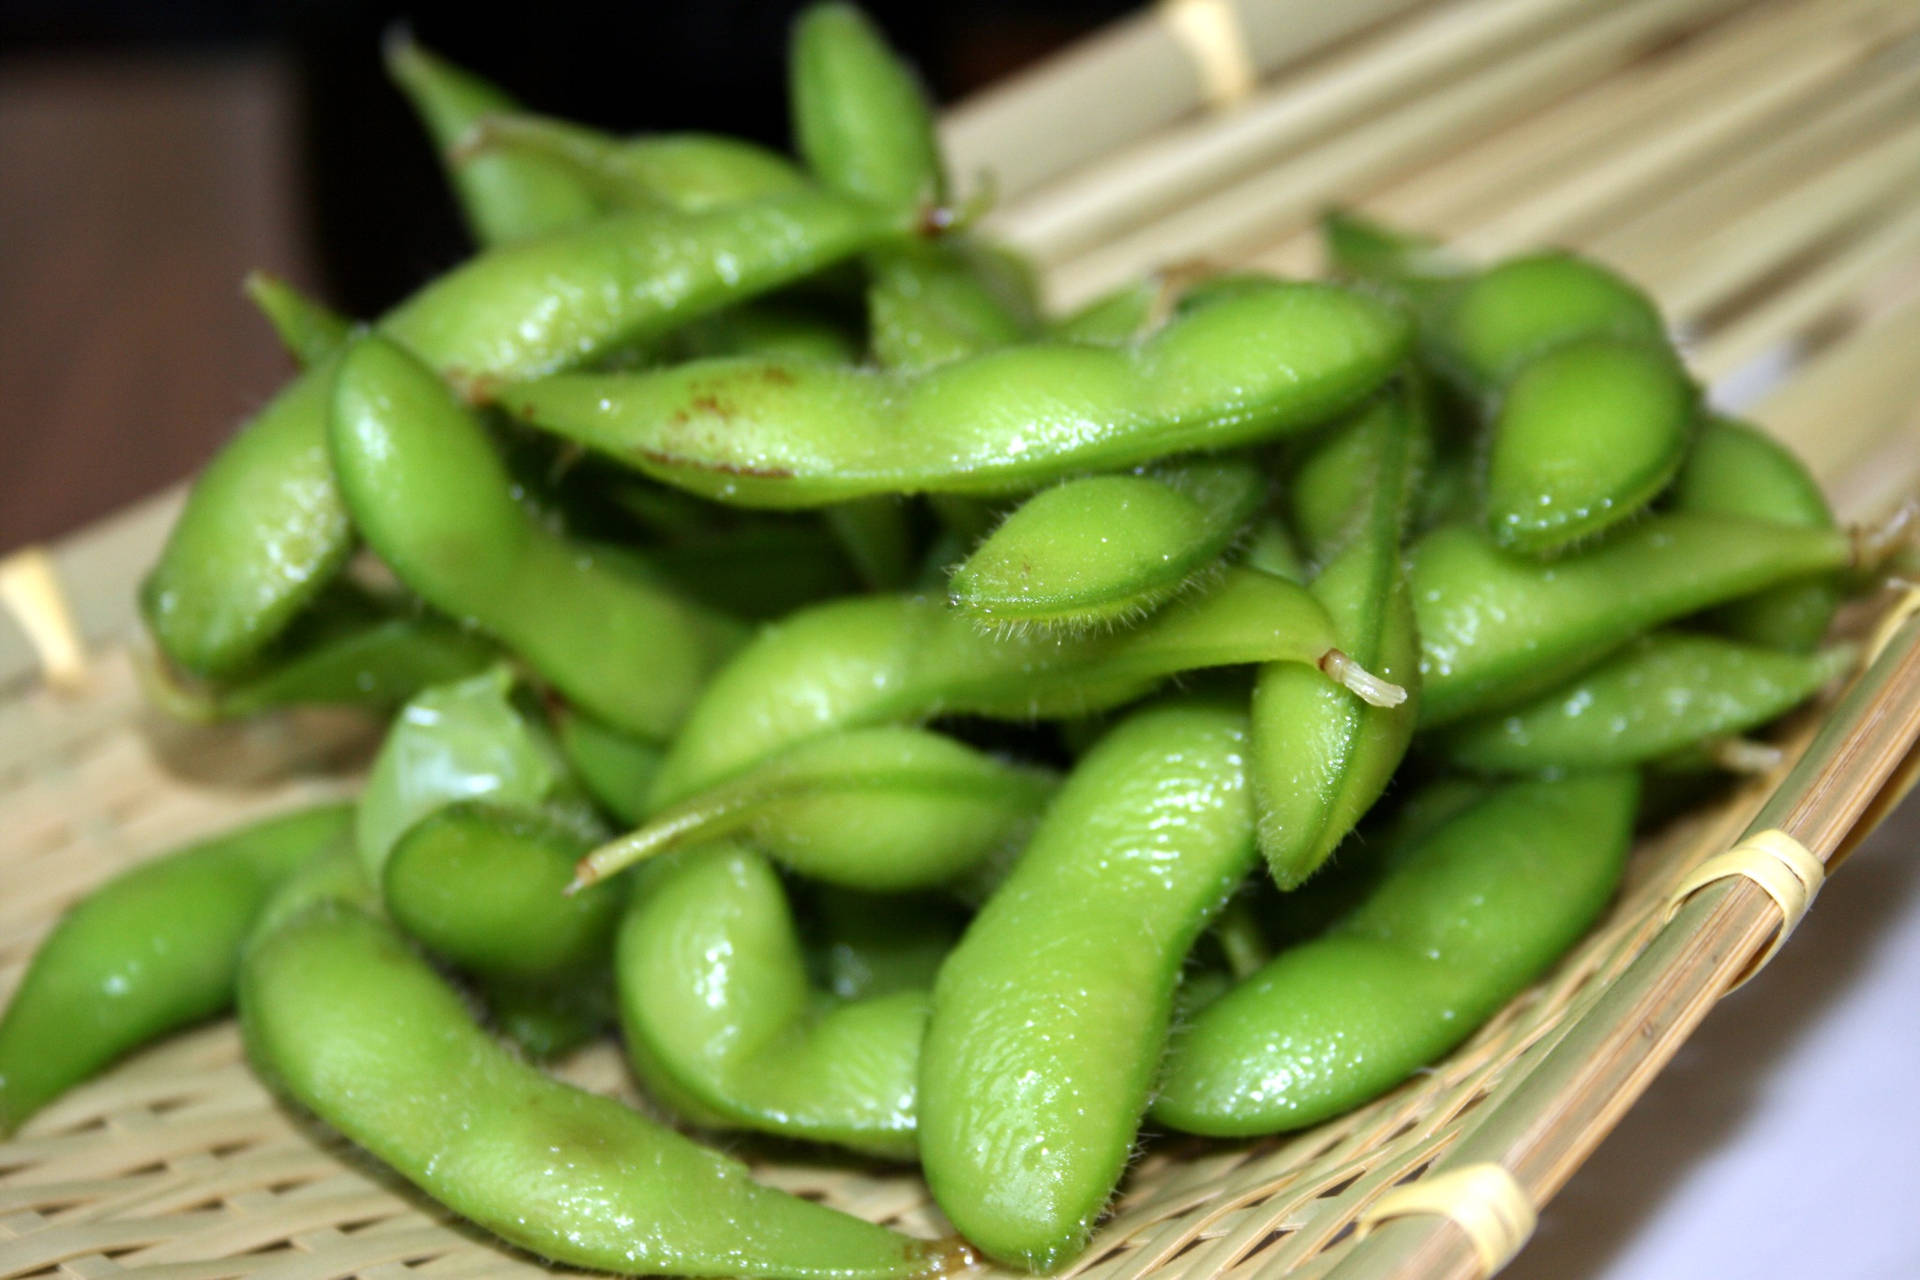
[240,904,963,1280]
[1435,250,1666,393]
[0,804,350,1133]
[330,336,745,740]
[1153,772,1637,1136]
[919,698,1256,1270]
[618,842,927,1158]
[506,282,1411,507]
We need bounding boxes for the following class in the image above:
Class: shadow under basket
[5,0,1920,1276]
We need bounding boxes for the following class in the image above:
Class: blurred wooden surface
[0,52,315,553]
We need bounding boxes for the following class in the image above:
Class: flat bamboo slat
[4,2,1919,1279]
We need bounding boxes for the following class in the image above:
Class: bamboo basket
[5,0,1920,1277]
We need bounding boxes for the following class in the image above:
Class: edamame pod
[355,668,598,885]
[1433,250,1666,395]
[147,188,892,676]
[1672,416,1843,651]
[385,34,603,246]
[919,697,1257,1270]
[1253,390,1423,887]
[330,336,745,739]
[555,708,664,825]
[868,240,1037,372]
[618,843,927,1158]
[0,804,350,1134]
[506,281,1411,507]
[1320,208,1464,306]
[240,903,967,1279]
[455,113,808,213]
[1485,337,1695,554]
[385,802,622,982]
[243,271,354,365]
[1427,631,1854,772]
[650,567,1399,805]
[1411,513,1855,726]
[577,726,1055,889]
[791,2,947,215]
[948,458,1265,633]
[1049,274,1160,344]
[1152,772,1637,1136]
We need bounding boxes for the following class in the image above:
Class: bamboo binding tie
[1354,1163,1536,1275]
[1665,828,1824,991]
[0,546,90,693]
[1159,0,1256,109]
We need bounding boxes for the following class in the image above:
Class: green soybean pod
[240,903,966,1280]
[0,804,350,1134]
[1240,513,1308,582]
[1152,771,1637,1136]
[330,336,745,739]
[355,667,597,885]
[617,842,927,1158]
[1434,250,1667,395]
[1671,416,1844,652]
[141,350,351,677]
[868,240,1037,372]
[243,271,354,365]
[919,697,1257,1270]
[791,2,946,214]
[578,726,1055,890]
[1485,337,1696,554]
[672,299,865,364]
[385,802,622,982]
[1411,513,1855,726]
[1320,208,1464,303]
[1049,274,1160,344]
[1253,390,1423,888]
[648,567,1396,806]
[948,457,1266,633]
[1427,631,1855,773]
[384,34,603,246]
[505,280,1411,507]
[455,113,809,213]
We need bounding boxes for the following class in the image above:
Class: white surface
[1504,790,1920,1280]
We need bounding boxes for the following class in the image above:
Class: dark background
[0,0,1127,548]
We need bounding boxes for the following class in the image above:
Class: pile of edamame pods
[1,6,1892,1276]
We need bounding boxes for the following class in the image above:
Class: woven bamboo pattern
[5,0,1920,1277]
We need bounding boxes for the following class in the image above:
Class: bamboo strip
[1757,296,1920,495]
[1690,198,1920,383]
[989,0,1619,260]
[939,0,1427,204]
[1041,0,1754,307]
[1356,0,1898,244]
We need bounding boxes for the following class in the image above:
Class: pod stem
[1318,648,1408,708]
[569,805,714,892]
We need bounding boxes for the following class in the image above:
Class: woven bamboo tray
[5,0,1920,1276]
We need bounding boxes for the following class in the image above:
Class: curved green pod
[1427,631,1855,773]
[948,458,1266,632]
[0,804,350,1134]
[330,336,745,740]
[618,842,927,1158]
[385,802,622,982]
[555,708,664,825]
[1254,389,1423,888]
[919,697,1257,1270]
[1485,337,1695,554]
[240,903,966,1280]
[867,239,1038,372]
[1671,416,1843,652]
[1152,772,1637,1136]
[384,34,603,246]
[1320,208,1464,304]
[506,281,1411,507]
[578,726,1055,889]
[355,667,597,885]
[1433,250,1667,394]
[454,113,808,214]
[648,567,1399,806]
[1411,513,1855,726]
[145,188,892,677]
[791,1,947,214]
[243,271,354,365]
